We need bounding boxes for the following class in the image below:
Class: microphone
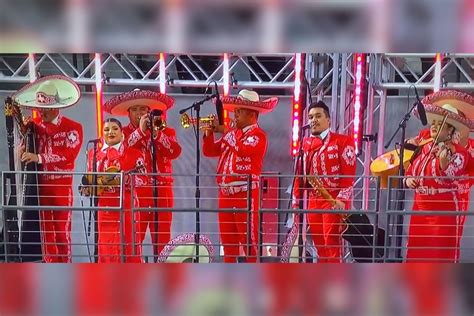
[414,87,428,126]
[213,82,224,125]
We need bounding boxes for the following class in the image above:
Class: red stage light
[291,54,302,156]
[353,53,367,156]
[95,53,103,139]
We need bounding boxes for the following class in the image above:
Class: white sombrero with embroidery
[157,233,215,263]
[417,103,474,134]
[221,89,278,114]
[422,89,474,120]
[12,75,81,108]
[104,89,174,116]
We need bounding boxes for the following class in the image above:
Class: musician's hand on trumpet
[139,114,151,134]
[198,116,224,136]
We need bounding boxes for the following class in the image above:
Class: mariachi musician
[292,101,357,263]
[405,102,473,262]
[13,75,83,263]
[103,89,181,259]
[81,118,145,263]
[202,89,278,263]
[406,90,474,261]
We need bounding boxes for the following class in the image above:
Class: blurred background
[1,0,474,315]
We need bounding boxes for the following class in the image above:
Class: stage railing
[1,171,473,263]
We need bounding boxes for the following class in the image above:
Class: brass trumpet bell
[151,117,166,131]
[180,113,216,129]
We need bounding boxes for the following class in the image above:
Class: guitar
[370,138,433,188]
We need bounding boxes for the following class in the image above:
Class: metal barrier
[386,175,474,263]
[258,175,383,263]
[2,171,474,263]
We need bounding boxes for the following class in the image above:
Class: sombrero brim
[157,233,215,263]
[104,90,174,116]
[422,90,474,120]
[222,96,278,114]
[12,75,81,109]
[418,104,474,134]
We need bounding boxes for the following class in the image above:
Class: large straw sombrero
[104,89,174,116]
[418,103,474,134]
[422,89,474,120]
[12,75,81,109]
[157,233,215,263]
[221,89,278,114]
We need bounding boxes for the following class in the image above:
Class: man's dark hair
[104,117,123,130]
[308,101,330,118]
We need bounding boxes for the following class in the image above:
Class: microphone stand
[179,94,215,263]
[86,141,100,263]
[149,112,160,262]
[384,99,419,262]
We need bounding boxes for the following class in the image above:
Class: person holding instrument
[202,89,278,263]
[81,118,146,263]
[405,103,473,262]
[292,101,357,263]
[14,75,83,263]
[104,89,181,258]
[406,90,474,261]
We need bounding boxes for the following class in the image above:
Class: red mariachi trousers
[136,184,173,256]
[406,193,461,262]
[98,191,142,263]
[218,189,259,263]
[39,179,73,263]
[307,196,348,263]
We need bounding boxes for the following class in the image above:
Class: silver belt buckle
[418,186,428,195]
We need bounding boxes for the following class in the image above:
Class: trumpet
[180,113,216,129]
[142,114,166,131]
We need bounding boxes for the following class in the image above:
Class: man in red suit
[293,101,357,263]
[203,89,278,263]
[15,75,83,263]
[104,89,181,258]
[405,103,472,262]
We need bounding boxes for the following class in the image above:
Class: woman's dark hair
[104,117,122,130]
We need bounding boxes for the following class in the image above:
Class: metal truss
[0,53,296,91]
[308,53,474,209]
[376,53,474,90]
[307,53,382,209]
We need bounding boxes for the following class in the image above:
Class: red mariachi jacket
[293,132,357,207]
[124,124,181,184]
[416,128,474,198]
[406,141,469,197]
[34,115,83,183]
[203,124,267,188]
[87,142,147,202]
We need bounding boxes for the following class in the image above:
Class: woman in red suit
[405,104,473,262]
[82,118,145,263]
[408,90,474,261]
